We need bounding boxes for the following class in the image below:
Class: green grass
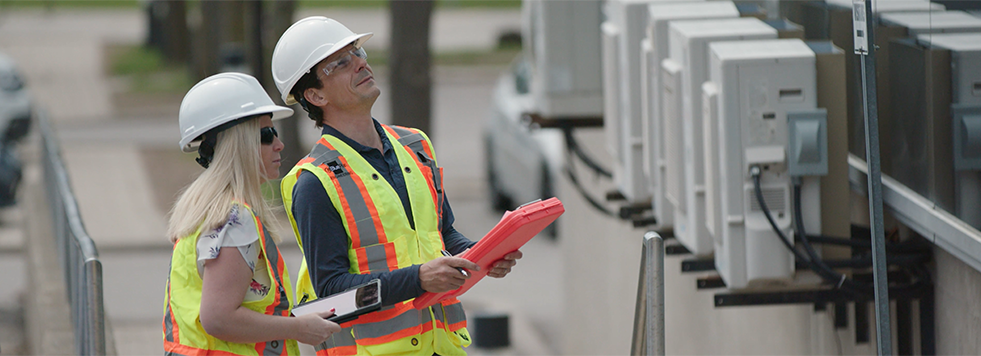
[107,44,194,94]
[0,0,518,9]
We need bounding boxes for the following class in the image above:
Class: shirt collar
[321,119,394,154]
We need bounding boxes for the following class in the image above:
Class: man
[270,17,521,356]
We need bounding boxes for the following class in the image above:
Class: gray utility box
[820,0,945,164]
[890,32,981,229]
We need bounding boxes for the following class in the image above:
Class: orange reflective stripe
[383,241,399,272]
[326,345,358,356]
[164,340,242,356]
[381,124,400,139]
[404,147,440,211]
[355,247,371,273]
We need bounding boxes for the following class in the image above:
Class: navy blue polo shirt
[291,119,475,306]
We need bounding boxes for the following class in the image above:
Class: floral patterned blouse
[195,204,271,301]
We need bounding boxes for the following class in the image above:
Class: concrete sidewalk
[0,7,561,356]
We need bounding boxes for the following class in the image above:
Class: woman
[163,72,340,355]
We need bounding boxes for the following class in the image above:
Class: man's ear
[304,87,328,107]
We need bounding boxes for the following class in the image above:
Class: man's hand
[487,250,522,278]
[419,256,480,293]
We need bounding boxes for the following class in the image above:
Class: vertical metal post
[853,0,892,354]
[631,232,664,355]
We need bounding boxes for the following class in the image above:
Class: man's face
[314,44,380,110]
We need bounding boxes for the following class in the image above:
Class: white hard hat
[178,72,293,153]
[271,16,373,105]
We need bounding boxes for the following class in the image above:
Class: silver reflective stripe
[364,243,391,272]
[354,308,426,339]
[316,326,357,352]
[163,297,175,342]
[390,126,416,141]
[432,304,445,323]
[260,224,290,314]
[396,132,425,147]
[162,276,176,343]
[443,303,467,325]
[260,224,290,355]
[164,351,190,356]
[309,145,342,167]
[309,143,382,248]
[263,339,285,355]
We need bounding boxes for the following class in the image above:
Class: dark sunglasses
[260,126,278,145]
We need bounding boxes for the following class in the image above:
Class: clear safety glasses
[322,47,368,77]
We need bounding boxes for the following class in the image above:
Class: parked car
[483,54,562,236]
[0,52,31,144]
[0,52,32,207]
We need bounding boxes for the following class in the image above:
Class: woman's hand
[293,310,342,345]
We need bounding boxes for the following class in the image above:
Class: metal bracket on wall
[849,154,981,273]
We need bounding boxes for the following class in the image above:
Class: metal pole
[631,232,665,355]
[86,260,106,356]
[645,232,664,356]
[854,0,892,354]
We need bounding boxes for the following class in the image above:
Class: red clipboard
[412,197,564,309]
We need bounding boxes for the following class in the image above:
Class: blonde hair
[167,117,282,243]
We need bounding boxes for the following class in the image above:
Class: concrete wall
[934,246,981,354]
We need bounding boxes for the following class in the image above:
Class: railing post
[38,112,107,355]
[631,231,665,356]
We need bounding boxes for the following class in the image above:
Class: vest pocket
[436,300,471,350]
[350,234,407,274]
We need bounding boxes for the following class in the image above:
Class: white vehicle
[0,52,32,144]
[483,55,562,236]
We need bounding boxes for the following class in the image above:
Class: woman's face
[258,115,283,181]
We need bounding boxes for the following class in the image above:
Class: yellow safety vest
[162,203,300,356]
[282,125,471,356]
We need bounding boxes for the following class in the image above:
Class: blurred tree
[265,0,307,176]
[193,1,221,79]
[163,1,189,64]
[389,0,434,135]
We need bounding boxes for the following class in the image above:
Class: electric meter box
[524,0,604,120]
[889,32,981,229]
[664,17,777,256]
[642,1,740,230]
[603,0,688,203]
[707,39,817,289]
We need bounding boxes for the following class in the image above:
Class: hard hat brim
[284,32,374,106]
[179,104,294,153]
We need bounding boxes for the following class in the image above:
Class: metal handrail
[630,231,664,356]
[38,111,106,355]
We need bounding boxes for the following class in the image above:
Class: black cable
[561,126,612,179]
[563,150,616,217]
[751,167,866,294]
